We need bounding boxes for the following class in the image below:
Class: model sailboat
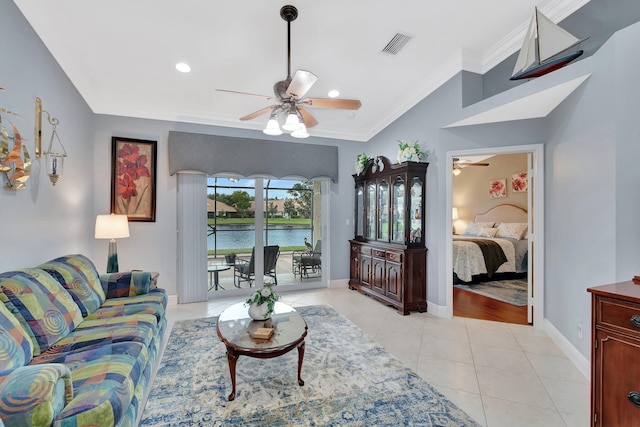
[510,7,587,81]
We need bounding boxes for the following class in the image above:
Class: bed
[453,204,528,283]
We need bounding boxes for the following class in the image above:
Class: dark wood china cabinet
[349,156,428,315]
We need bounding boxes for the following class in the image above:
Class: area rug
[455,279,528,306]
[140,305,480,426]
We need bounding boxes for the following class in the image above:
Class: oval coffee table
[216,301,308,401]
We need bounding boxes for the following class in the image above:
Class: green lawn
[209,217,311,226]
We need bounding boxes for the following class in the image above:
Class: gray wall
[0,0,96,269]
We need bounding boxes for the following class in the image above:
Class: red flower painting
[512,171,528,192]
[489,179,507,198]
[111,137,156,221]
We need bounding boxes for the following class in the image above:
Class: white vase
[248,303,271,320]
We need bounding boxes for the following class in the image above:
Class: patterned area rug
[141,305,480,426]
[455,279,528,306]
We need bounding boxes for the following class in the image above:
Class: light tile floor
[163,287,590,427]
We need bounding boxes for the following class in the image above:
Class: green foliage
[245,286,280,314]
[287,181,313,218]
[229,190,251,217]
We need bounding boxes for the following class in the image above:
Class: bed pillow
[496,222,528,240]
[462,222,495,236]
[478,227,498,238]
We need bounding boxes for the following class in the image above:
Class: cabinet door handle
[631,315,640,328]
[628,391,640,408]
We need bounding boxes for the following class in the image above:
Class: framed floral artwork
[512,171,528,192]
[489,179,506,198]
[110,137,157,222]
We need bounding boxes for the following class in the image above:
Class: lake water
[207,224,312,252]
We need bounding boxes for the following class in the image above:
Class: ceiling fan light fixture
[263,117,283,136]
[452,166,461,176]
[291,122,309,138]
[328,89,340,98]
[282,110,301,132]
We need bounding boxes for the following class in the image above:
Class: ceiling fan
[452,157,490,175]
[216,5,362,138]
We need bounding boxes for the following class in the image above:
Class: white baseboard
[427,300,449,317]
[543,319,590,380]
[329,279,349,289]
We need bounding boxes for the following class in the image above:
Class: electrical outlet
[576,320,583,340]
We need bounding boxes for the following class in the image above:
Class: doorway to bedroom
[446,145,544,326]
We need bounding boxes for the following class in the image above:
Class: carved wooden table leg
[225,347,239,401]
[297,341,305,386]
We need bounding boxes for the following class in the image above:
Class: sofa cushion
[87,290,167,324]
[38,254,106,316]
[0,269,83,356]
[34,342,149,427]
[31,314,157,364]
[0,299,33,370]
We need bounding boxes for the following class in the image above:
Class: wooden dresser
[588,281,640,426]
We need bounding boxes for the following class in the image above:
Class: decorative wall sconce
[35,97,67,185]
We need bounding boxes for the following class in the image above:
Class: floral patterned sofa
[0,254,167,427]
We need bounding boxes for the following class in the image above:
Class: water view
[207,224,312,253]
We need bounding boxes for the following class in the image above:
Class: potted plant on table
[245,285,280,320]
[225,252,237,265]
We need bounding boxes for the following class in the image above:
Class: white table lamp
[452,207,459,234]
[95,214,130,273]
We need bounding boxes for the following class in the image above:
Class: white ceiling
[14,0,589,141]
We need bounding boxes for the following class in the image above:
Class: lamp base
[106,239,119,273]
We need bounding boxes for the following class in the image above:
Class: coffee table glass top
[217,302,307,351]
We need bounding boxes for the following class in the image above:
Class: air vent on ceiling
[381,32,413,56]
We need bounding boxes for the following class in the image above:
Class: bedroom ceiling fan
[452,157,490,175]
[216,5,362,138]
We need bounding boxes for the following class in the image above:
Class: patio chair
[292,240,321,280]
[234,245,280,287]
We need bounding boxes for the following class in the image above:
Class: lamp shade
[263,118,283,136]
[282,112,300,132]
[452,207,459,220]
[95,214,130,239]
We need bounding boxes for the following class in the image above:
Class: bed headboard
[474,204,527,224]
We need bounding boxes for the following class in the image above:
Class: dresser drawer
[360,246,372,255]
[372,249,386,258]
[597,296,640,336]
[386,251,402,263]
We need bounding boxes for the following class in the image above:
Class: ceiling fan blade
[240,106,276,121]
[298,106,319,128]
[216,89,275,100]
[286,70,318,98]
[305,98,362,110]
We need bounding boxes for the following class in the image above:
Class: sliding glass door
[206,177,325,296]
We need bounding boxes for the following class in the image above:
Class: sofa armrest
[0,364,72,427]
[99,271,152,299]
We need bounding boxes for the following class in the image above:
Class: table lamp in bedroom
[452,207,459,234]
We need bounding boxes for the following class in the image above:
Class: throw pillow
[478,227,499,238]
[495,222,528,240]
[462,222,495,236]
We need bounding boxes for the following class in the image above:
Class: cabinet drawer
[386,251,402,262]
[372,249,386,258]
[360,246,372,255]
[597,297,640,336]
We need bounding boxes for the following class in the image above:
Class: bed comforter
[453,236,528,283]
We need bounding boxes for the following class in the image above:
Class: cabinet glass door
[378,181,389,241]
[392,177,405,243]
[409,177,423,243]
[366,183,376,239]
[356,184,364,237]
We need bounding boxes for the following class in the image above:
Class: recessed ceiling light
[328,89,340,98]
[175,62,191,73]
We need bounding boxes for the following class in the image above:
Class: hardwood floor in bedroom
[453,286,529,325]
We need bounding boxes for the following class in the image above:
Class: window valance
[168,131,338,182]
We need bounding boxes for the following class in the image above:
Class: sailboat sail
[511,8,586,80]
